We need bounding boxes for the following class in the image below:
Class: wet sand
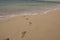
[0,10,60,40]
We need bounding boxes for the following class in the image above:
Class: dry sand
[0,10,60,40]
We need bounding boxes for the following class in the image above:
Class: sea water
[0,1,60,20]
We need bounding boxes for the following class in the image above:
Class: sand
[0,10,60,40]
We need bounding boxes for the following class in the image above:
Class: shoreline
[0,9,60,21]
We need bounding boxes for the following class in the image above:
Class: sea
[0,1,60,20]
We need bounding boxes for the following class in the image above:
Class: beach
[0,10,60,40]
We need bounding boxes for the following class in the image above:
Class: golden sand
[0,10,60,40]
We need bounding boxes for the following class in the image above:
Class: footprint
[29,21,32,25]
[21,31,27,38]
[23,16,29,20]
[5,38,9,40]
[26,18,29,20]
[23,16,26,17]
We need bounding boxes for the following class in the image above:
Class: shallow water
[0,1,60,20]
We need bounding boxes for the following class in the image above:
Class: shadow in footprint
[21,31,27,38]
